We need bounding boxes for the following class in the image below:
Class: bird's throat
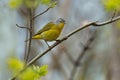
[58,23,65,31]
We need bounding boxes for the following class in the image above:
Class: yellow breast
[40,29,60,41]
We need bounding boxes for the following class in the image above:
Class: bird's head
[56,18,65,24]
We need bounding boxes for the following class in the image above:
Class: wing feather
[33,22,55,36]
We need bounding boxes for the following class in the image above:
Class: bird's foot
[55,39,61,42]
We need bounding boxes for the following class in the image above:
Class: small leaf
[25,0,40,8]
[102,0,120,11]
[9,0,22,8]
[18,67,40,80]
[19,65,48,80]
[32,65,48,76]
[49,1,57,8]
[40,0,51,5]
[7,58,24,73]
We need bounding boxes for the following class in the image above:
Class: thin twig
[31,7,52,20]
[63,48,75,64]
[111,9,117,21]
[16,24,31,32]
[16,23,32,61]
[10,15,120,80]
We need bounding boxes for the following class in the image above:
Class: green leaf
[40,0,51,5]
[7,58,24,73]
[102,0,120,11]
[19,65,48,80]
[18,68,40,80]
[32,65,48,76]
[49,1,57,8]
[25,0,40,8]
[9,0,22,8]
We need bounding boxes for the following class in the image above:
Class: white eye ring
[56,18,65,23]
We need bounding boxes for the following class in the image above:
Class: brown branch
[31,7,52,20]
[24,9,34,63]
[10,15,120,80]
[16,24,31,32]
[27,15,120,66]
[24,31,28,61]
[92,15,120,26]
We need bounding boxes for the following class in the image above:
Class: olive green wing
[33,22,55,36]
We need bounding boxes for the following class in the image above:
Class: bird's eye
[56,18,65,23]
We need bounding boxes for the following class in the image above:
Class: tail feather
[32,35,41,39]
[24,35,41,42]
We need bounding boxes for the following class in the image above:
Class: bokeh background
[0,0,120,80]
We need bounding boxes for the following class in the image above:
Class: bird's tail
[32,35,42,39]
[24,35,42,42]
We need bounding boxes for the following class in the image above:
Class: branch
[24,8,34,63]
[10,15,120,80]
[31,7,52,20]
[92,15,120,26]
[27,22,98,66]
[16,24,31,32]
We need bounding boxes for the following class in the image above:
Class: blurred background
[0,0,120,80]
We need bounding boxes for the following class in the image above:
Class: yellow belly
[40,29,60,41]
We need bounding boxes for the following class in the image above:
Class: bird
[25,18,65,42]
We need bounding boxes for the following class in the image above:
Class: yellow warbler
[26,18,65,42]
